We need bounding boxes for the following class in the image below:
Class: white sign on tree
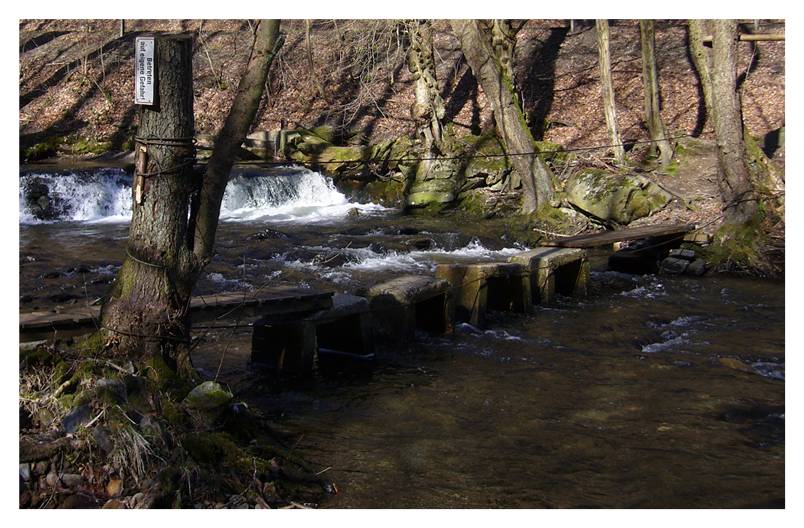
[135,36,155,105]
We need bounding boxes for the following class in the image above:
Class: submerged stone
[659,257,689,275]
[686,258,708,276]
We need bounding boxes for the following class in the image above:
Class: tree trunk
[101,22,283,379]
[450,19,554,214]
[491,20,516,87]
[193,20,283,265]
[406,20,445,154]
[595,20,625,165]
[687,19,713,122]
[709,19,758,224]
[305,20,326,101]
[639,20,673,166]
[101,35,197,377]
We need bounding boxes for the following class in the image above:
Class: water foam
[274,239,524,276]
[19,166,385,224]
[219,167,386,222]
[343,239,524,272]
[19,169,133,224]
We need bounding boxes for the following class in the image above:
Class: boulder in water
[313,251,351,268]
[248,228,289,241]
[659,257,690,275]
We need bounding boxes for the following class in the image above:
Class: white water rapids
[19,166,386,224]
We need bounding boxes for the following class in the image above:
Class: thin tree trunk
[450,19,554,213]
[193,20,283,265]
[639,20,673,166]
[305,20,326,100]
[101,35,197,377]
[709,19,758,224]
[687,19,713,126]
[595,19,625,165]
[406,20,445,154]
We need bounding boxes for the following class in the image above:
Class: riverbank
[20,243,785,508]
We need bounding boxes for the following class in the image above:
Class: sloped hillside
[19,19,785,160]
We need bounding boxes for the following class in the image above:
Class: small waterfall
[19,166,385,224]
[19,169,133,223]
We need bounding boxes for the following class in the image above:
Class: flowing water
[19,166,784,508]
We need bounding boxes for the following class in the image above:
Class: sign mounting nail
[135,36,155,105]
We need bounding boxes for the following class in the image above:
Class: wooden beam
[542,224,696,249]
[20,287,333,341]
[702,33,785,44]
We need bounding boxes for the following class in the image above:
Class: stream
[19,166,784,508]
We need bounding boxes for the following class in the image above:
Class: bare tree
[305,19,326,100]
[595,19,625,165]
[639,20,673,166]
[708,19,758,224]
[687,19,713,123]
[194,20,284,266]
[405,20,445,154]
[450,19,555,213]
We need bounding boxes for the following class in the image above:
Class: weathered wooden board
[542,224,696,249]
[19,286,333,341]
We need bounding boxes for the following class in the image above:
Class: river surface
[19,166,784,508]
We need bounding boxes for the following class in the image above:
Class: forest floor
[19,19,785,158]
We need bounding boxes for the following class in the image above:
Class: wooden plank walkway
[542,224,696,249]
[19,287,333,341]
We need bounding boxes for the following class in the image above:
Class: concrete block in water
[309,294,374,368]
[508,247,589,304]
[252,293,373,376]
[251,320,317,375]
[435,262,530,328]
[366,275,453,343]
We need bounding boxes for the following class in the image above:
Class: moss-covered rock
[23,136,64,161]
[456,189,489,216]
[565,169,672,225]
[183,381,233,411]
[701,208,772,274]
[363,179,405,206]
[406,161,459,208]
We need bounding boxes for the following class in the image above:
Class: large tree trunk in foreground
[450,19,554,213]
[193,20,283,265]
[101,22,282,376]
[595,20,625,165]
[709,19,758,224]
[406,20,445,155]
[101,35,197,376]
[639,20,673,166]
